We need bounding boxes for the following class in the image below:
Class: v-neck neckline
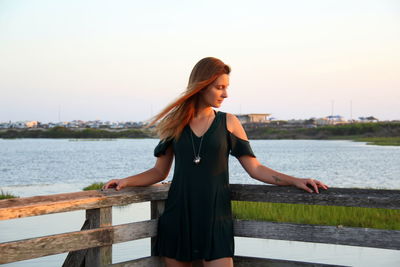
[189,110,218,138]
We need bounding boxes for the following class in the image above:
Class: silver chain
[190,131,203,164]
[190,111,213,165]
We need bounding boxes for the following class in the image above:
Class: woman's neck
[195,107,214,119]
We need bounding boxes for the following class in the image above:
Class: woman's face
[200,74,229,108]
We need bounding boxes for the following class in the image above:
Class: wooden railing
[0,184,399,267]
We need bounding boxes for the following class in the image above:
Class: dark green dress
[153,111,255,262]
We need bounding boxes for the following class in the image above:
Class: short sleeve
[229,132,256,158]
[154,139,173,157]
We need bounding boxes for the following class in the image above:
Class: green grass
[82,182,400,230]
[83,182,105,191]
[0,189,18,200]
[326,136,400,146]
[232,201,400,230]
[326,134,363,140]
[353,136,400,146]
[0,127,155,139]
[83,182,131,208]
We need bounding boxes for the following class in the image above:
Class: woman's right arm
[102,145,174,191]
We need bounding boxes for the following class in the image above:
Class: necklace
[190,111,214,165]
[190,132,203,164]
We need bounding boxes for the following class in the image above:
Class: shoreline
[1,135,399,146]
[1,122,399,146]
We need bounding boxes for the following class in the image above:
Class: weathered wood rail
[0,184,399,266]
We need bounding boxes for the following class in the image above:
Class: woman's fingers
[317,181,329,190]
[305,179,319,194]
[300,183,314,193]
[305,178,329,193]
[102,179,119,190]
[116,182,123,191]
[296,178,329,194]
[312,180,320,194]
[313,179,329,190]
[102,179,127,191]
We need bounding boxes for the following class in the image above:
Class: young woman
[103,57,328,267]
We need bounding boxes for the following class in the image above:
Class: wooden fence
[0,184,399,267]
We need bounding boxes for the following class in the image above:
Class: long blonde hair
[148,57,230,141]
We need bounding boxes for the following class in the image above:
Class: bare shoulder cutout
[226,113,249,141]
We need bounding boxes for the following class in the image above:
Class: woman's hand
[102,178,128,191]
[292,178,329,193]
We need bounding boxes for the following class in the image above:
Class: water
[1,138,399,195]
[1,138,399,266]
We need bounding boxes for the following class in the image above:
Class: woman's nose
[222,89,228,98]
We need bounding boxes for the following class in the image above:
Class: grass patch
[326,135,363,140]
[232,201,400,230]
[83,182,105,191]
[83,182,130,208]
[353,136,400,146]
[0,189,18,200]
[0,127,155,139]
[326,136,400,146]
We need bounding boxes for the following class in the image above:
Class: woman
[103,57,328,267]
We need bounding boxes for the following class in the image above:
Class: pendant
[193,156,201,164]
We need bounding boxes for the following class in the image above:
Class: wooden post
[62,219,91,267]
[85,207,112,267]
[150,200,165,256]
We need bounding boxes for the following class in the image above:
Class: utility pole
[58,105,61,122]
[350,100,353,122]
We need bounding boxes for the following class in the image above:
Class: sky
[0,0,399,123]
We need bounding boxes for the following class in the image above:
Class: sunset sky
[1,0,399,122]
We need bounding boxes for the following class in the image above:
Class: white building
[315,115,348,125]
[236,114,271,124]
[25,121,39,128]
[0,122,11,128]
[315,117,331,126]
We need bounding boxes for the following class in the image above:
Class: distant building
[358,116,379,123]
[236,114,271,124]
[25,121,39,128]
[236,113,271,130]
[68,120,85,128]
[314,115,348,125]
[0,122,11,128]
[315,117,331,126]
[287,119,306,125]
[12,121,28,128]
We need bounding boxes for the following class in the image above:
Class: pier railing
[0,184,399,267]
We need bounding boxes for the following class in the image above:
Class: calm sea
[1,138,399,266]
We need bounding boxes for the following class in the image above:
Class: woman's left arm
[226,113,328,193]
[238,156,328,193]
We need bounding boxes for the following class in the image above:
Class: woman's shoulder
[224,112,238,124]
[224,112,249,140]
[215,111,238,125]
